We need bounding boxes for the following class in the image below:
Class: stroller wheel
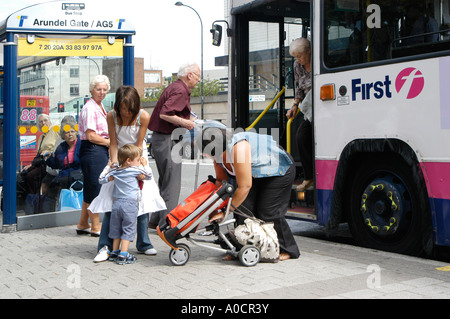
[238,245,260,267]
[169,243,191,266]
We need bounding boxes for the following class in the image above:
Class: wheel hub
[360,178,407,237]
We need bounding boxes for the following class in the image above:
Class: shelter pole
[2,33,18,232]
[123,35,134,86]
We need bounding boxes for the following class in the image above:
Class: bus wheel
[347,156,429,256]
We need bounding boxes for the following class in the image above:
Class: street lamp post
[175,1,204,119]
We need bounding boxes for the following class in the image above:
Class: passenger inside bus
[324,0,449,68]
[345,11,364,64]
[402,4,439,46]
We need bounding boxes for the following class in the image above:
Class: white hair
[289,38,311,55]
[178,62,199,77]
[37,113,50,121]
[89,75,111,92]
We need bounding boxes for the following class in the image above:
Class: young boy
[98,144,152,265]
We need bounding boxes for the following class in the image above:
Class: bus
[18,95,50,168]
[222,0,450,256]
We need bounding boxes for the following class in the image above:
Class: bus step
[286,206,316,221]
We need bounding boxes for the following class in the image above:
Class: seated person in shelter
[22,113,59,194]
[45,121,82,209]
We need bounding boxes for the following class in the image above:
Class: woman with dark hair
[90,85,166,262]
[196,127,300,261]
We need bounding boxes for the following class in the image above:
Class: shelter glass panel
[16,35,123,216]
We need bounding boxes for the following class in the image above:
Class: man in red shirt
[148,62,199,227]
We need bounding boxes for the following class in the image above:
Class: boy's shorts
[109,198,139,242]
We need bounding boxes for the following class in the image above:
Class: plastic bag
[58,181,83,211]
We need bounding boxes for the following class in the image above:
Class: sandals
[76,228,90,235]
[116,252,138,265]
[76,228,100,237]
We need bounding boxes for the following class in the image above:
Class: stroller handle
[216,181,234,199]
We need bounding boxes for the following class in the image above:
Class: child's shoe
[117,252,138,265]
[108,250,119,262]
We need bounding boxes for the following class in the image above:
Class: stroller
[157,177,262,267]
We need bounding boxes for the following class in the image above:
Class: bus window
[323,0,450,69]
[248,21,281,131]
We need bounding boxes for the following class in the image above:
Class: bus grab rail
[245,86,285,131]
[286,108,301,154]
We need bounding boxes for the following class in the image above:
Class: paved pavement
[1,219,450,303]
[2,158,450,307]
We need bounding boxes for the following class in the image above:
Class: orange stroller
[157,177,261,267]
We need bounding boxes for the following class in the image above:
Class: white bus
[221,0,450,256]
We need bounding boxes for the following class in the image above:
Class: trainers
[137,248,157,255]
[93,245,110,263]
[117,253,138,265]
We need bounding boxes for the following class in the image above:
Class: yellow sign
[26,99,36,107]
[18,38,123,57]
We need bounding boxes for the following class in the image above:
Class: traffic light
[57,103,65,112]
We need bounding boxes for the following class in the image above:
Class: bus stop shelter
[1,1,135,232]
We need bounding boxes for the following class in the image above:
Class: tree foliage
[142,76,222,102]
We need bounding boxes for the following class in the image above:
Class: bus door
[232,1,309,134]
[231,0,314,219]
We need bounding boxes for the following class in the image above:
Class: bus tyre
[347,155,431,256]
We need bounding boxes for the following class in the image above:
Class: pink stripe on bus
[420,162,450,200]
[316,160,450,200]
[315,160,338,191]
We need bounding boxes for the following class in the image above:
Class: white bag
[234,218,280,262]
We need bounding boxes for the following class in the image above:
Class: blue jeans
[97,212,155,252]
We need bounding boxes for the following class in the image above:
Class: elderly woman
[286,38,313,192]
[45,121,82,211]
[76,75,111,236]
[196,127,301,261]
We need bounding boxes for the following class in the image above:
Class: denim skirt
[79,140,109,204]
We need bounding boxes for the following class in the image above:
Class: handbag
[234,218,280,263]
[58,181,83,211]
[69,169,83,185]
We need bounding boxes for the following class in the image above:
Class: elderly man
[148,62,200,227]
